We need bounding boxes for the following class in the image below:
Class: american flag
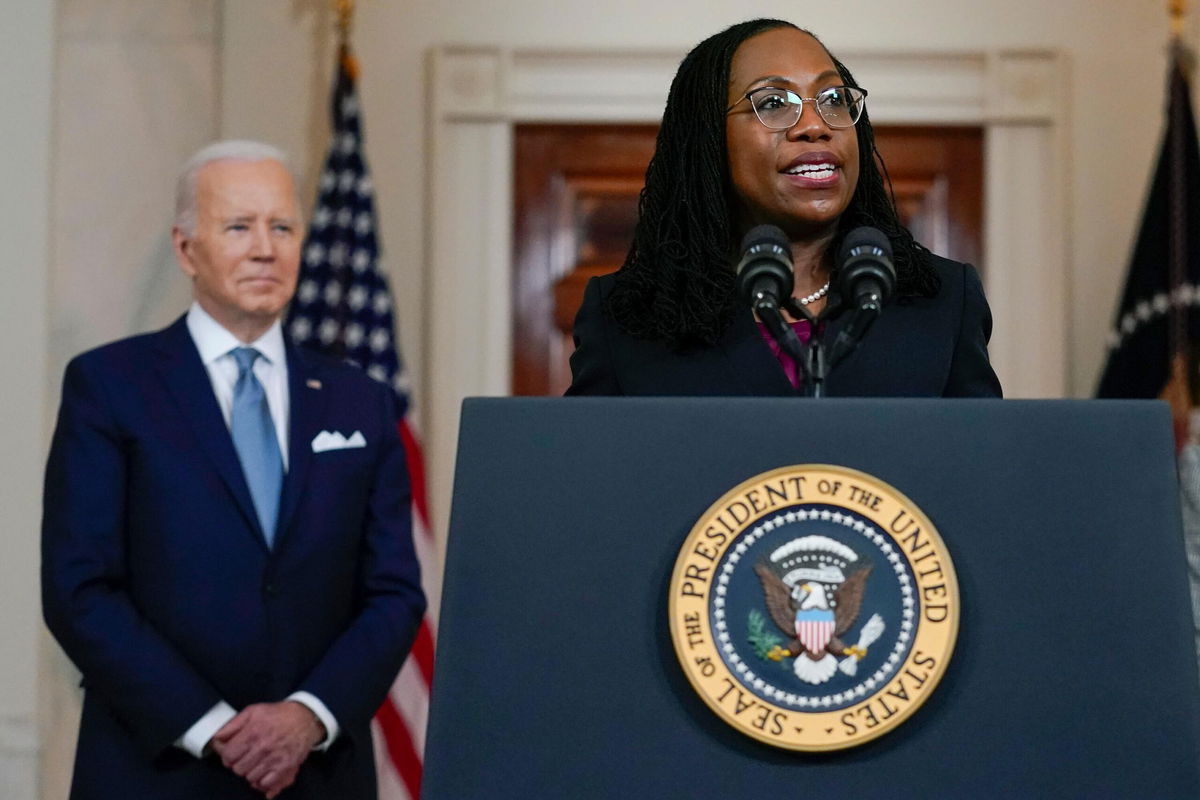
[286,46,437,800]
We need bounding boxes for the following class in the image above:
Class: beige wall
[12,1,1197,797]
[1,4,53,799]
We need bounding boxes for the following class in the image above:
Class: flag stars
[318,319,341,344]
[290,317,311,342]
[304,243,326,266]
[1107,285,1200,350]
[297,279,319,304]
[369,328,390,353]
[348,285,369,310]
[351,249,371,273]
[323,282,343,306]
[291,81,417,446]
[329,243,348,267]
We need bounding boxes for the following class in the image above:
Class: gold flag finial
[335,0,355,42]
[1171,0,1187,38]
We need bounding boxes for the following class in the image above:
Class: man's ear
[172,226,196,279]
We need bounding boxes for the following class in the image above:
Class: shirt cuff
[175,701,237,758]
[287,691,339,751]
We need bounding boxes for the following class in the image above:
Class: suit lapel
[719,308,798,396]
[154,317,265,547]
[275,344,328,545]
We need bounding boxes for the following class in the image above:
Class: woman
[566,19,1001,398]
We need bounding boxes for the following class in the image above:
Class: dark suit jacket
[42,316,426,800]
[566,255,1001,397]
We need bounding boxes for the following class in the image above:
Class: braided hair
[608,18,939,349]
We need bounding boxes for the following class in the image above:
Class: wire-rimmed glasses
[726,85,868,130]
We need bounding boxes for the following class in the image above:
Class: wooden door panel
[512,124,657,396]
[873,126,984,269]
[513,124,983,396]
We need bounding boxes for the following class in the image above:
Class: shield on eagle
[795,607,836,653]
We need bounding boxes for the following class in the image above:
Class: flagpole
[334,0,358,77]
[335,0,354,43]
[1165,0,1195,440]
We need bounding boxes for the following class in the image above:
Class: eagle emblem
[753,534,885,685]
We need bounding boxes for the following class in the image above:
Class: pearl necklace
[797,281,831,306]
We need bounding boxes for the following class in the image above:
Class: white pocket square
[311,430,367,453]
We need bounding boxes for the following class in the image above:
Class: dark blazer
[567,255,1001,398]
[42,316,426,800]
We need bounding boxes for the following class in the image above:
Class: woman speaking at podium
[566,19,1001,398]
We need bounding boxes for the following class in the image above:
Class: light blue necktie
[229,347,283,546]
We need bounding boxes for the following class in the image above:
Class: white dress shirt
[187,303,290,468]
[175,303,339,756]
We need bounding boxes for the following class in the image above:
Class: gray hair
[174,140,301,235]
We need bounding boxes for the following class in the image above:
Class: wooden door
[511,124,658,396]
[875,126,983,270]
[512,123,984,396]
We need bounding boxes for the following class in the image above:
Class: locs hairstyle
[607,18,939,349]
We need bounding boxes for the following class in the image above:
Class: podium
[423,398,1200,798]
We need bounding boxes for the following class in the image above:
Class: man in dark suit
[42,140,426,799]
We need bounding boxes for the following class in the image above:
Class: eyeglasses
[726,85,868,130]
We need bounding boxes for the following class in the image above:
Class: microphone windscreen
[741,224,791,255]
[837,226,893,267]
[736,224,793,308]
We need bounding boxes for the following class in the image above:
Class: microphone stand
[758,295,828,398]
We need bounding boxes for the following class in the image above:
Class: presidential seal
[668,465,958,751]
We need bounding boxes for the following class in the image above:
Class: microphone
[835,227,896,314]
[735,225,809,371]
[736,224,793,312]
[828,227,895,366]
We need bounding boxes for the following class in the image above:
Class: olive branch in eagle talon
[753,560,884,685]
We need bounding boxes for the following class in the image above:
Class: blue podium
[423,398,1200,798]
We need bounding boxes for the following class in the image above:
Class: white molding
[426,45,1069,526]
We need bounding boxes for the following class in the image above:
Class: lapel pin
[306,379,323,390]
